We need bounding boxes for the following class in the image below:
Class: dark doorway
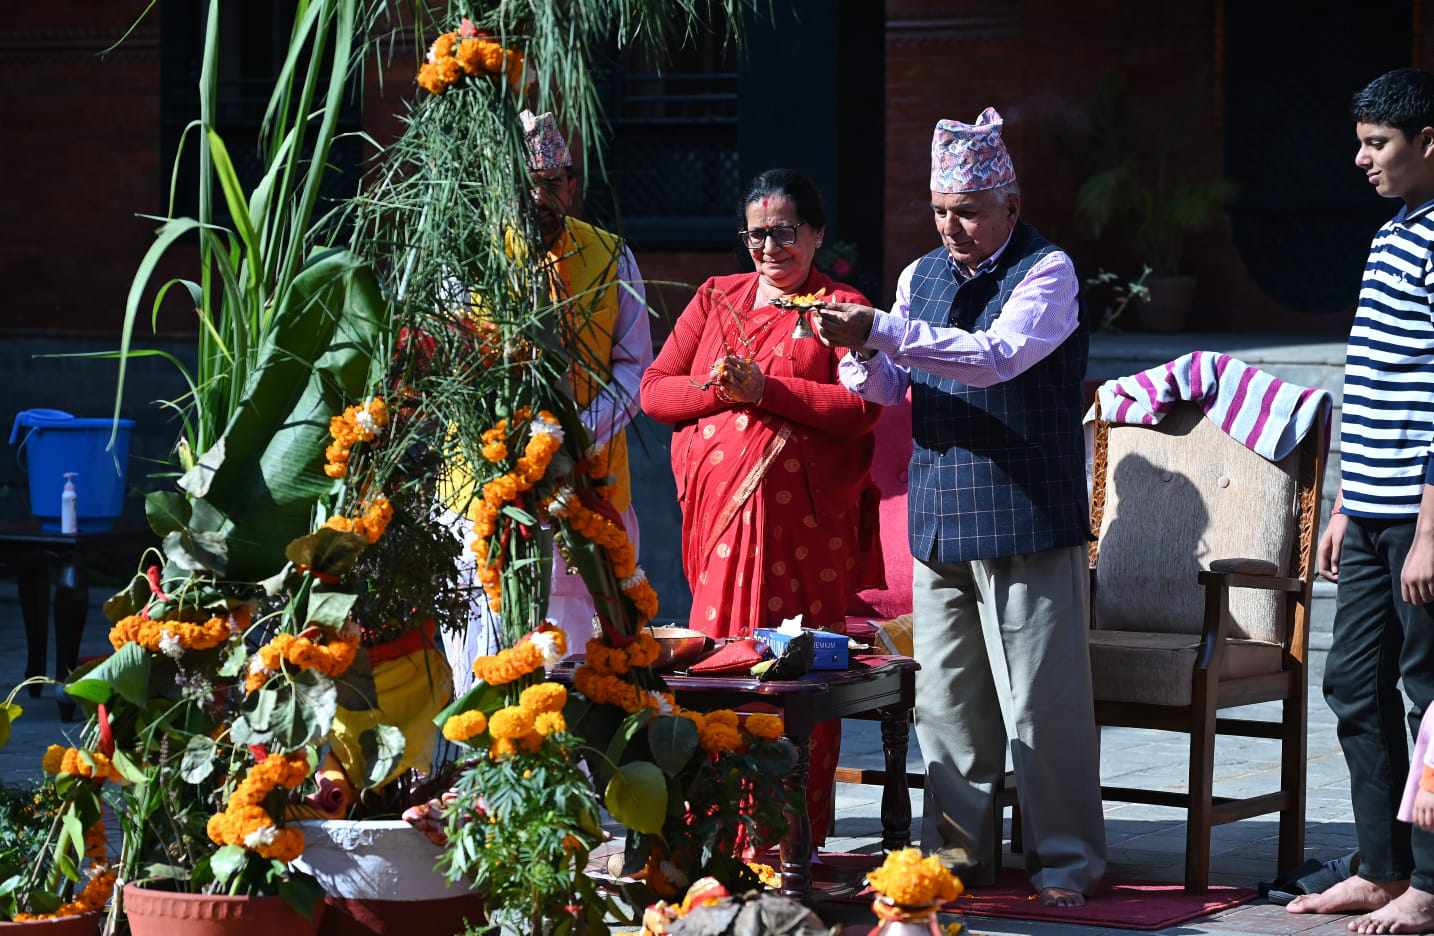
[1224,0,1414,325]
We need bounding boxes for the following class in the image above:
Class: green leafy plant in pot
[1073,77,1235,332]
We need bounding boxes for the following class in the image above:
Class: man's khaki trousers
[912,543,1107,893]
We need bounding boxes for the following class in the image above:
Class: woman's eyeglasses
[738,222,805,249]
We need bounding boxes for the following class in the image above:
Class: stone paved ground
[0,586,1377,935]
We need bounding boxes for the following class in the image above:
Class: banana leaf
[179,247,387,580]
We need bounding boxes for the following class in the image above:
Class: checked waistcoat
[906,222,1090,564]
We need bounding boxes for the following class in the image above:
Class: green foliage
[438,731,611,934]
[1073,72,1236,275]
[0,782,75,921]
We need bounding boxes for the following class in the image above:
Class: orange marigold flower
[41,744,65,774]
[488,706,534,741]
[519,682,567,715]
[442,710,488,743]
[698,723,743,756]
[534,711,566,736]
[744,714,784,742]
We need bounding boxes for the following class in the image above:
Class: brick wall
[0,6,166,333]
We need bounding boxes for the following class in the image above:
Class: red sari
[640,269,882,844]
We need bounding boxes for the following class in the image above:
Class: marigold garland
[866,847,964,907]
[416,24,525,95]
[245,629,360,693]
[324,495,395,544]
[108,613,230,655]
[324,396,389,479]
[548,486,659,623]
[470,411,563,612]
[206,753,309,862]
[572,647,784,756]
[12,867,117,921]
[42,745,126,785]
[470,624,566,686]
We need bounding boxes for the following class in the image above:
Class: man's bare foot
[1287,876,1407,915]
[1038,886,1086,908]
[1349,887,1434,934]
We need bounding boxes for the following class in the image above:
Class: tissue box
[753,627,848,670]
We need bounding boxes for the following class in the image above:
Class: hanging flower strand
[324,396,389,479]
[470,411,564,612]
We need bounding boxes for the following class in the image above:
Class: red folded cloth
[688,638,767,676]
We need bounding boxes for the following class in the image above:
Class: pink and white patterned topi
[930,106,1016,194]
[520,110,572,170]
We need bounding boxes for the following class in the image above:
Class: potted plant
[1073,77,1235,332]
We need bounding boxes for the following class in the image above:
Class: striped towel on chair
[1088,351,1332,460]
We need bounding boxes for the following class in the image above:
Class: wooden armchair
[1086,399,1328,892]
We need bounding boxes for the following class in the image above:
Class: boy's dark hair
[1352,68,1434,139]
[738,169,827,229]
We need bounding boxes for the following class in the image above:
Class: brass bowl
[648,626,710,671]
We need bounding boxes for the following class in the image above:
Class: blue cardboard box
[753,627,848,670]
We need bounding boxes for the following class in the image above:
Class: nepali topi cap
[930,106,1016,194]
[520,110,572,170]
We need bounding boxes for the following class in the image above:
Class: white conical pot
[292,820,475,901]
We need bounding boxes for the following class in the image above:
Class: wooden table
[0,521,154,720]
[553,655,918,901]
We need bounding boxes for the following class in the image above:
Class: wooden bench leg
[52,560,87,723]
[16,557,49,695]
[879,705,912,852]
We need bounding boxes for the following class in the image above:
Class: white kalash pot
[291,820,484,935]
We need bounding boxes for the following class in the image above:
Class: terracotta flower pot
[0,913,102,935]
[290,820,484,936]
[122,885,323,936]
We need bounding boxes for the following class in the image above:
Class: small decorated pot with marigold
[864,848,964,935]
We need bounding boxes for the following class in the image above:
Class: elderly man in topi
[814,108,1106,904]
[443,111,652,686]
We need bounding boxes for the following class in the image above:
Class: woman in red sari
[640,169,882,848]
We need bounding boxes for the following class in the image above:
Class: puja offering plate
[647,625,710,671]
[769,288,830,311]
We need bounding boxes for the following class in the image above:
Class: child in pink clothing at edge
[1403,707,1434,832]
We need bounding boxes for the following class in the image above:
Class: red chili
[95,703,114,757]
[248,744,269,762]
[145,565,171,602]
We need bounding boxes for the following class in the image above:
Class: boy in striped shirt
[1290,69,1434,934]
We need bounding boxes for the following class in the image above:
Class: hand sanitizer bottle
[60,472,78,534]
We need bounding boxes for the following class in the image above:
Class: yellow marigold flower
[744,714,784,742]
[534,711,566,736]
[488,706,534,741]
[442,710,488,743]
[519,682,567,715]
[489,736,519,760]
[866,847,963,907]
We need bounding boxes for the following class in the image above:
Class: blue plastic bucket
[9,409,135,532]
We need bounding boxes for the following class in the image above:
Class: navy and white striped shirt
[1341,198,1434,518]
